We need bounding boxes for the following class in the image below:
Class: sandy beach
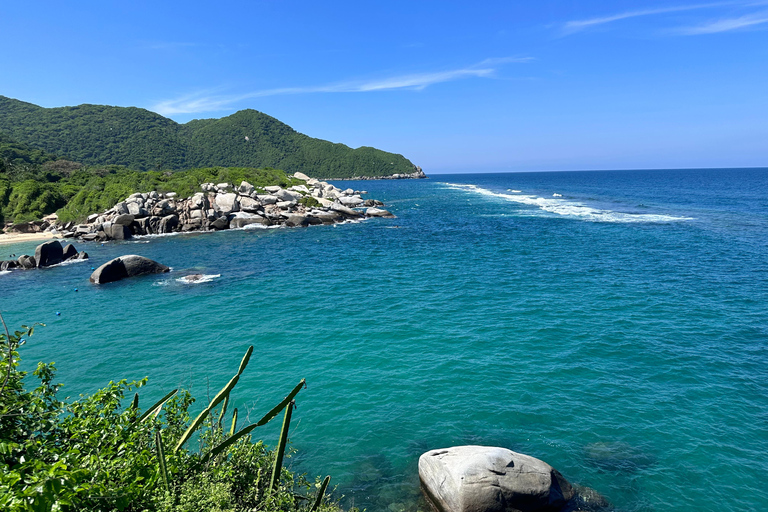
[0,232,61,246]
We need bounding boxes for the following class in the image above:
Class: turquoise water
[3,168,768,512]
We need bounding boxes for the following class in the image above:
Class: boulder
[275,189,301,202]
[1,260,18,271]
[264,185,282,193]
[10,222,37,233]
[210,216,230,230]
[127,202,148,217]
[257,194,278,205]
[285,214,310,227]
[62,243,79,261]
[239,196,262,212]
[17,255,36,269]
[338,195,364,207]
[366,208,396,218]
[77,251,89,260]
[35,240,64,267]
[229,213,269,228]
[419,446,574,512]
[108,224,132,240]
[158,214,179,233]
[183,220,204,231]
[276,200,296,209]
[114,214,135,226]
[189,192,208,210]
[114,202,129,215]
[238,181,255,195]
[309,211,342,224]
[90,255,170,284]
[214,193,240,214]
[292,172,311,181]
[330,203,363,217]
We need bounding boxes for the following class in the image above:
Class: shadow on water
[341,451,427,512]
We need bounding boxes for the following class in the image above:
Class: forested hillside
[0,96,418,178]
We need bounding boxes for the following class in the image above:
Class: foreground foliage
[0,315,337,512]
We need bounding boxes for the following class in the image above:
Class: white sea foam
[0,270,10,277]
[177,274,221,284]
[443,183,693,223]
[135,231,186,240]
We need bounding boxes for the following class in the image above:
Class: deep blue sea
[3,168,768,512]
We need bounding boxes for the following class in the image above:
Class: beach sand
[0,232,61,246]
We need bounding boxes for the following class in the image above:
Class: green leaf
[311,476,331,512]
[138,389,178,422]
[255,379,305,427]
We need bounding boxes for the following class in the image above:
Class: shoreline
[0,232,61,246]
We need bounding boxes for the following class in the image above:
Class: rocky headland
[18,173,396,243]
[328,167,427,180]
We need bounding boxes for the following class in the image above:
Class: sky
[1,1,767,173]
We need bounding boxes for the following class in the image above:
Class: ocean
[3,168,767,512]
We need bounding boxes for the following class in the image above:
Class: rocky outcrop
[328,166,427,180]
[419,446,577,512]
[90,255,170,284]
[1,241,88,274]
[40,174,397,242]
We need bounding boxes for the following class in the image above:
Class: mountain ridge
[0,95,420,179]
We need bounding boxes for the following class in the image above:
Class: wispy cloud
[677,9,768,32]
[151,57,530,116]
[561,2,731,34]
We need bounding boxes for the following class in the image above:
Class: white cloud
[561,2,735,34]
[677,10,768,32]
[151,58,529,116]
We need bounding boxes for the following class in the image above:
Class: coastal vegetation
[0,314,338,512]
[0,96,418,179]
[0,131,306,224]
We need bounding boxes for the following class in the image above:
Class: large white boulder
[419,446,574,512]
[338,195,364,207]
[239,196,262,212]
[214,193,240,214]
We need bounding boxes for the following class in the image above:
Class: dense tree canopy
[0,96,417,179]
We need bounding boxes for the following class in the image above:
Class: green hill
[0,96,418,178]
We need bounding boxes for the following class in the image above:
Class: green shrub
[0,315,337,512]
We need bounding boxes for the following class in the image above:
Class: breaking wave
[444,183,693,223]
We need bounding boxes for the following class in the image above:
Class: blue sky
[2,1,767,172]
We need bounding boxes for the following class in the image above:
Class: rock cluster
[419,446,608,512]
[0,240,88,272]
[24,173,395,242]
[332,167,427,181]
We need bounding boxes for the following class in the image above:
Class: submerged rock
[419,446,574,512]
[90,255,170,284]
